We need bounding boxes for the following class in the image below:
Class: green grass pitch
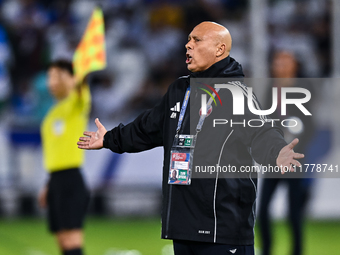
[0,217,339,255]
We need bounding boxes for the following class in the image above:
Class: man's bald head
[185,22,232,72]
[195,22,232,53]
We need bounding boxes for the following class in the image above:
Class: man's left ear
[216,44,226,57]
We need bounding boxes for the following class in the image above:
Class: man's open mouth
[186,53,192,64]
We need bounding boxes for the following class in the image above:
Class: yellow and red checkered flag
[73,7,106,83]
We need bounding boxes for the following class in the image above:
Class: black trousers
[173,240,255,255]
[258,178,308,255]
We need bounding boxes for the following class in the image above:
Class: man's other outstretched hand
[78,118,107,150]
[276,138,304,174]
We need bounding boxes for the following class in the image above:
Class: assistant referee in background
[38,60,91,255]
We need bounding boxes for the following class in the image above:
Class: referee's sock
[63,248,83,255]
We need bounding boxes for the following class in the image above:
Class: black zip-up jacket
[103,56,287,245]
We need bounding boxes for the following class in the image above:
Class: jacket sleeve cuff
[103,131,111,149]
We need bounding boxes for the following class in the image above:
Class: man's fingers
[77,141,90,149]
[77,143,89,149]
[293,153,304,159]
[288,138,299,149]
[280,160,301,174]
[78,135,90,149]
[291,159,301,168]
[95,118,103,129]
[83,131,94,137]
[79,136,90,142]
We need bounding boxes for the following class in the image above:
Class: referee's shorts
[47,168,90,233]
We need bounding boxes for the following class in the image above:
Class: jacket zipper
[165,184,173,238]
[165,85,187,238]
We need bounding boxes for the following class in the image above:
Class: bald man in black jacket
[78,22,304,255]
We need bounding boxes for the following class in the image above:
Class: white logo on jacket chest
[170,112,177,118]
[170,102,180,112]
[170,102,181,118]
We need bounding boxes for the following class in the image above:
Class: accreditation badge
[168,135,196,185]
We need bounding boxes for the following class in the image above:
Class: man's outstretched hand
[78,118,107,150]
[276,138,304,174]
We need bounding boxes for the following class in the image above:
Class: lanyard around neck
[176,86,220,135]
[176,87,191,134]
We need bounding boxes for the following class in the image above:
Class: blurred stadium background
[0,0,339,254]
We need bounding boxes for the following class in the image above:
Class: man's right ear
[216,43,226,57]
